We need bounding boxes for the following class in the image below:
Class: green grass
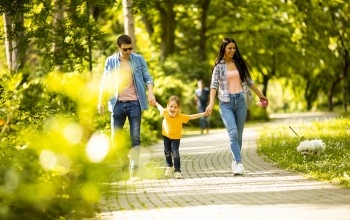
[257,117,350,188]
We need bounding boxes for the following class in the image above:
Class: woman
[205,37,268,175]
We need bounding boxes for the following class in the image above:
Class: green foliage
[1,0,350,217]
[0,0,31,15]
[257,117,350,188]
[0,69,130,219]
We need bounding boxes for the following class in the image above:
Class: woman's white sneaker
[233,163,245,175]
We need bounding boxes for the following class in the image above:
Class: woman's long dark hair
[213,37,252,81]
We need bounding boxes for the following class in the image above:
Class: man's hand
[148,93,156,106]
[97,103,105,115]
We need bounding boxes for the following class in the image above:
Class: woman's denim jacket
[99,53,154,112]
[210,59,254,102]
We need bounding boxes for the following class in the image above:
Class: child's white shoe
[165,167,173,177]
[174,171,183,179]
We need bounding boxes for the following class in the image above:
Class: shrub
[0,70,128,219]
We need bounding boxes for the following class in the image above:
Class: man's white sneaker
[174,172,183,179]
[129,173,142,182]
[165,167,173,177]
[231,161,237,173]
[233,163,245,175]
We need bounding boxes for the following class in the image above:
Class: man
[97,34,156,181]
[194,80,210,134]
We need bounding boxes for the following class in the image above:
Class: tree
[122,0,137,51]
[52,0,65,70]
[135,0,177,60]
[293,0,350,111]
[198,0,210,61]
[328,2,350,112]
[1,0,29,72]
[156,0,176,60]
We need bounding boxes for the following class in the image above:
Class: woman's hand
[205,103,214,116]
[257,96,269,107]
[259,96,268,102]
[205,88,217,116]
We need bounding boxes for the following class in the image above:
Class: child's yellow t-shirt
[162,110,190,139]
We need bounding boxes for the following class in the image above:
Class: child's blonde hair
[167,95,181,108]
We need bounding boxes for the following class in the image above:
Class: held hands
[205,103,214,116]
[148,93,156,106]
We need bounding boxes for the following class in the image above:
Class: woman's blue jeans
[219,92,247,163]
[111,101,141,174]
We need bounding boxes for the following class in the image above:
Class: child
[156,95,207,179]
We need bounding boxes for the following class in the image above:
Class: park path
[95,112,350,220]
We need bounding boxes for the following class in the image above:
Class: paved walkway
[95,113,350,220]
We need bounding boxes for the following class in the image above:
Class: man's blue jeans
[111,101,141,174]
[163,136,181,172]
[219,92,247,163]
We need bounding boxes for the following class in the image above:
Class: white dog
[297,139,326,156]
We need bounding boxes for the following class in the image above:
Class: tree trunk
[199,0,210,61]
[262,53,275,97]
[86,0,92,72]
[156,1,176,61]
[328,76,342,111]
[3,13,15,70]
[329,7,348,112]
[52,0,65,70]
[342,50,349,112]
[343,80,348,112]
[262,74,269,97]
[123,0,137,52]
[141,11,154,39]
[3,12,25,72]
[305,79,313,110]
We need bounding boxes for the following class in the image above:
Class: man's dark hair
[117,34,132,47]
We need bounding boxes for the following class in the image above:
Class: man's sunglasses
[121,47,133,52]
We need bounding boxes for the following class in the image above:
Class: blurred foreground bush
[0,70,131,219]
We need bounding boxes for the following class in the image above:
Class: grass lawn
[257,116,350,189]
